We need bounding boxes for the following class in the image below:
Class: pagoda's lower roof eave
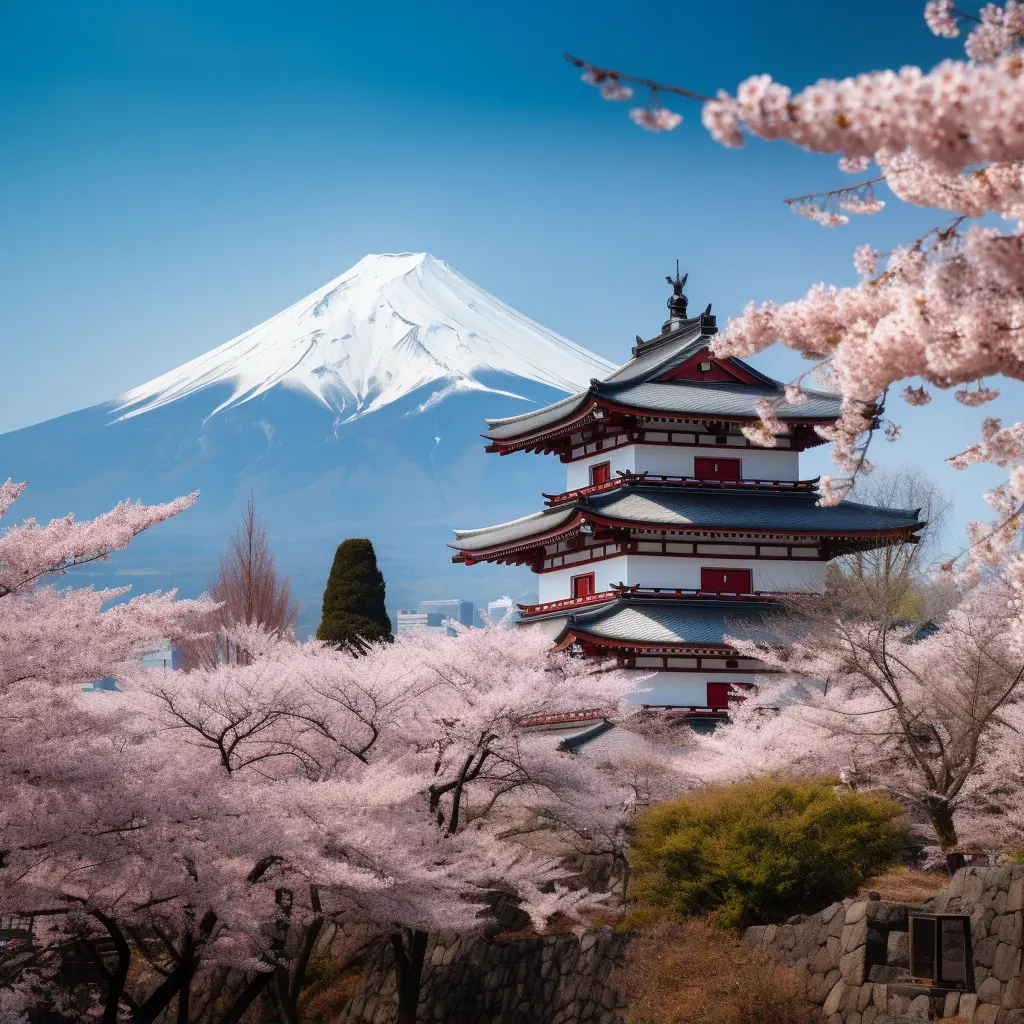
[551,631,747,656]
[483,398,842,455]
[451,522,921,565]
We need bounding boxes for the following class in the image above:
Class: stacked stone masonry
[330,928,626,1024]
[743,865,1024,1024]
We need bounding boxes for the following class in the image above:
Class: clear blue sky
[0,0,1011,552]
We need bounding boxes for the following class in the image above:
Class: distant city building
[486,596,517,625]
[396,600,475,636]
[396,610,450,636]
[418,599,475,627]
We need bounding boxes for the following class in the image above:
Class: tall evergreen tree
[316,538,392,650]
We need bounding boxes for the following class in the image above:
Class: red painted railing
[517,586,783,618]
[543,473,818,506]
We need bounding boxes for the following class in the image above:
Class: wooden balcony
[517,586,784,619]
[543,472,818,506]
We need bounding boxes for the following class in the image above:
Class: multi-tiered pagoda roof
[482,304,844,459]
[452,272,924,719]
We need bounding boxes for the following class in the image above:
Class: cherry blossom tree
[680,574,1024,863]
[569,1,1024,584]
[0,481,216,1018]
[3,615,634,1023]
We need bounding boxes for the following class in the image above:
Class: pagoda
[450,272,924,719]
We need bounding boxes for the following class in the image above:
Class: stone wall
[743,865,1024,1024]
[330,927,627,1024]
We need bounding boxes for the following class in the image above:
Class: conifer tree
[316,538,393,650]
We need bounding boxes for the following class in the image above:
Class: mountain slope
[115,252,614,423]
[1,254,614,632]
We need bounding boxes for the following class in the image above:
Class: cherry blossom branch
[563,54,711,102]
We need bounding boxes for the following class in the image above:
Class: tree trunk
[923,797,962,874]
[391,929,428,1024]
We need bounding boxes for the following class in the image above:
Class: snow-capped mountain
[116,252,613,423]
[0,254,615,632]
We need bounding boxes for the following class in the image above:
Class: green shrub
[629,776,908,928]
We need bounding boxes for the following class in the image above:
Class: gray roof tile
[482,322,842,442]
[564,598,785,646]
[589,487,919,533]
[450,484,922,553]
[451,506,576,552]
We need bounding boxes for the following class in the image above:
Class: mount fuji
[0,254,615,632]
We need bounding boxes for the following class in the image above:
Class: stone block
[846,901,869,925]
[869,903,910,927]
[843,918,870,954]
[862,1007,877,1024]
[907,994,932,1021]
[997,912,1023,947]
[965,870,989,907]
[947,870,967,898]
[822,902,844,924]
[960,993,979,1018]
[848,1014,862,1024]
[763,924,778,946]
[887,930,910,965]
[977,935,1002,969]
[830,910,848,939]
[976,1005,1001,1024]
[996,1011,1024,1024]
[1008,876,1024,913]
[828,935,841,963]
[811,944,834,974]
[995,890,1009,914]
[823,979,848,1016]
[827,1015,842,1024]
[945,991,962,1018]
[808,969,840,1004]
[994,942,1022,982]
[873,983,888,1010]
[858,983,875,1011]
[840,947,866,985]
[1002,973,1024,1008]
[887,992,910,1016]
[979,976,1006,1005]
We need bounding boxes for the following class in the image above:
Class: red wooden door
[571,572,596,599]
[589,461,611,486]
[707,683,733,709]
[693,457,741,481]
[700,568,752,594]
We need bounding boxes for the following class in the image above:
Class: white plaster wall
[625,669,744,708]
[565,445,801,489]
[538,556,630,602]
[538,555,826,602]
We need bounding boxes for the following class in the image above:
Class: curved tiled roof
[451,505,576,553]
[588,486,920,534]
[482,319,842,443]
[450,483,923,554]
[558,597,786,647]
[602,381,841,421]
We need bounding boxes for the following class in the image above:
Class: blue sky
[0,0,1012,552]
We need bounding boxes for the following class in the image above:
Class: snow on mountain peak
[115,253,615,423]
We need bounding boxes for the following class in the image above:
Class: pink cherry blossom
[925,0,961,37]
[629,106,683,131]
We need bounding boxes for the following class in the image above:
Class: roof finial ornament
[664,261,689,327]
